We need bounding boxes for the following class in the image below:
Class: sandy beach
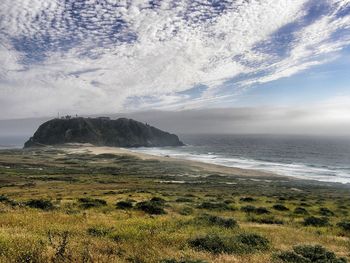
[62,144,285,179]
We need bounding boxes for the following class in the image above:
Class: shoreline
[60,144,350,186]
[61,144,301,181]
[3,143,348,185]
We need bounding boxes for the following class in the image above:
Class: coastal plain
[0,145,349,263]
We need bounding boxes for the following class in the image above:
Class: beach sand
[62,144,284,179]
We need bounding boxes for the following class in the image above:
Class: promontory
[24,117,184,148]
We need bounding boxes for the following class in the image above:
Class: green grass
[0,147,349,262]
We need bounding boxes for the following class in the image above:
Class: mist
[1,104,350,138]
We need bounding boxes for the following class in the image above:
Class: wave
[0,145,22,149]
[130,147,350,184]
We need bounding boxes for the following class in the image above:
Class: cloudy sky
[0,0,350,132]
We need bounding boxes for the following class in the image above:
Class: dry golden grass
[0,147,349,262]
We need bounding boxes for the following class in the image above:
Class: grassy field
[0,146,349,263]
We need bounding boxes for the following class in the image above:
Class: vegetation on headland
[0,146,349,262]
[24,117,184,148]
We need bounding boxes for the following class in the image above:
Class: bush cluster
[249,216,284,225]
[197,202,231,210]
[198,214,238,228]
[115,200,133,209]
[239,197,256,202]
[0,195,18,206]
[276,244,347,263]
[337,220,350,231]
[241,205,270,214]
[78,197,107,209]
[136,198,166,215]
[319,208,335,217]
[303,216,329,227]
[189,233,269,254]
[273,204,289,211]
[294,207,309,215]
[26,199,54,210]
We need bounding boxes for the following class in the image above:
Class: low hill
[24,117,184,148]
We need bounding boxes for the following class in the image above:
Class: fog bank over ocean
[1,107,350,184]
[1,106,350,137]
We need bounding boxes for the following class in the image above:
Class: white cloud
[0,0,349,118]
[123,95,350,135]
[241,0,350,85]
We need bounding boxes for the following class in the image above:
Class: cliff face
[24,117,184,148]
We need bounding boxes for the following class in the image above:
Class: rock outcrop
[24,117,184,148]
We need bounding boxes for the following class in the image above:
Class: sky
[0,0,350,134]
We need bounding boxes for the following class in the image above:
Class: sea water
[1,134,350,184]
[131,134,350,184]
[0,135,27,149]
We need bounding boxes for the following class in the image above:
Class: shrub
[294,207,308,215]
[197,202,231,210]
[150,197,166,205]
[198,214,238,228]
[188,233,269,254]
[135,201,166,215]
[255,207,271,214]
[273,204,289,211]
[275,251,308,263]
[319,208,335,217]
[303,216,329,227]
[0,195,18,206]
[241,206,270,214]
[78,197,107,209]
[240,197,255,202]
[87,226,113,237]
[337,220,350,231]
[233,233,270,253]
[0,195,10,203]
[188,235,227,254]
[241,205,256,213]
[276,245,347,263]
[116,200,133,209]
[26,199,54,210]
[249,216,284,225]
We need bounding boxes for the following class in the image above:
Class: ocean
[1,134,350,184]
[131,134,350,184]
[0,135,27,150]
